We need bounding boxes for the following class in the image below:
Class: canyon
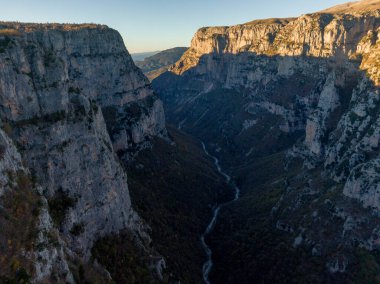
[153,1,380,283]
[0,22,227,283]
[0,0,380,283]
[0,22,167,283]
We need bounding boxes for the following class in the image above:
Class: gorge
[0,22,227,283]
[200,141,240,284]
[153,1,380,282]
[0,0,380,283]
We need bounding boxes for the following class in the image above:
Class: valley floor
[125,125,233,283]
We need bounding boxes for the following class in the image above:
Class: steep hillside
[131,50,160,62]
[135,47,188,81]
[153,2,380,283]
[0,22,166,283]
[124,126,232,283]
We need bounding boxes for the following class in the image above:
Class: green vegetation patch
[0,171,41,283]
[0,35,15,53]
[351,248,380,284]
[125,126,232,283]
[13,111,66,128]
[92,231,155,284]
[48,187,76,228]
[64,255,113,284]
[70,223,85,236]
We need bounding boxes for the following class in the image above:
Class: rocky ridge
[171,9,380,79]
[135,47,188,73]
[0,22,166,282]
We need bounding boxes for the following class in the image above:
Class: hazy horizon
[2,0,352,53]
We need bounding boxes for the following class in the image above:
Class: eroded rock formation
[0,22,166,282]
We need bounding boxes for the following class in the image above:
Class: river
[201,142,240,284]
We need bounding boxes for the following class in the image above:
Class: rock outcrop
[170,10,380,76]
[0,126,74,282]
[0,22,166,282]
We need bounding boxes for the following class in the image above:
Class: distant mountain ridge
[135,47,188,81]
[130,50,160,61]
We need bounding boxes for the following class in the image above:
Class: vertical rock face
[170,11,380,75]
[156,5,380,180]
[0,23,166,152]
[0,127,74,282]
[153,3,380,282]
[0,23,166,281]
[0,129,24,194]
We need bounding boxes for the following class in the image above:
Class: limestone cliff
[0,22,166,282]
[153,2,380,282]
[157,4,380,204]
[171,9,380,78]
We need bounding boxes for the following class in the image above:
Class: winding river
[201,142,240,284]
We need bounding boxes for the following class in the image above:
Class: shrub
[70,223,85,236]
[68,87,81,94]
[2,122,12,135]
[43,51,56,67]
[0,144,6,159]
[0,36,12,53]
[92,231,154,283]
[0,29,21,37]
[48,188,76,228]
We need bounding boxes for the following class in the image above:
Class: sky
[2,0,352,53]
